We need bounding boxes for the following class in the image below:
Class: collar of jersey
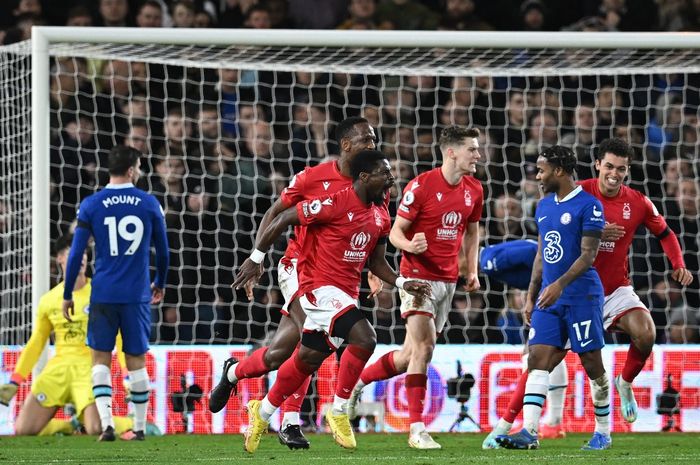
[554,185,582,204]
[105,183,135,189]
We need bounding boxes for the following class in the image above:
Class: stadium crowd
[0,0,698,349]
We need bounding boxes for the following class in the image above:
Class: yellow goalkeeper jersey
[13,279,125,380]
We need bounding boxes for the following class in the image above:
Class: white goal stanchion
[0,28,696,354]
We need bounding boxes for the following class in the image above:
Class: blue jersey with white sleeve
[64,183,169,304]
[535,186,605,303]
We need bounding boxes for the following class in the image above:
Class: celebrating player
[346,126,483,449]
[62,145,169,441]
[495,146,611,450]
[233,150,431,453]
[0,235,139,437]
[208,116,381,449]
[483,138,694,448]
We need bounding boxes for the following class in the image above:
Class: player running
[63,145,169,441]
[233,150,431,453]
[483,139,693,448]
[495,146,611,451]
[346,126,483,449]
[0,235,143,437]
[208,117,381,449]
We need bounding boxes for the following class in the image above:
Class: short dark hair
[54,234,73,256]
[335,116,369,147]
[108,145,141,176]
[439,125,480,149]
[596,137,634,161]
[350,149,386,180]
[540,145,577,174]
[139,0,162,13]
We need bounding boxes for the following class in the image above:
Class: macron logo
[593,206,602,217]
[347,212,354,221]
[538,216,547,223]
[322,181,331,190]
[436,192,443,202]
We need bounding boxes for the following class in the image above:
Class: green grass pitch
[1,432,698,464]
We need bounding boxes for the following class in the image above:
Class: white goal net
[1,29,699,348]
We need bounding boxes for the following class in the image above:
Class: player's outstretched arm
[459,221,480,292]
[367,242,431,298]
[389,216,427,254]
[538,233,601,308]
[62,227,91,321]
[233,206,301,292]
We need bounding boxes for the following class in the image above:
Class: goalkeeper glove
[0,382,19,406]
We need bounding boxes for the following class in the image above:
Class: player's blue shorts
[528,295,604,354]
[87,302,151,355]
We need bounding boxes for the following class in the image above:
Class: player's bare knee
[84,420,102,435]
[264,344,295,370]
[633,331,655,356]
[414,342,434,364]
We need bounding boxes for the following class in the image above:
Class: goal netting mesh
[1,36,699,349]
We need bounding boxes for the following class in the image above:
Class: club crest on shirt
[464,190,472,206]
[309,199,322,215]
[560,212,572,225]
[623,203,631,219]
[374,209,383,227]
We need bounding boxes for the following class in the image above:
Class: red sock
[234,347,270,379]
[503,370,528,423]
[281,374,311,414]
[268,354,316,407]
[335,345,373,399]
[622,343,648,383]
[360,350,399,385]
[405,373,427,425]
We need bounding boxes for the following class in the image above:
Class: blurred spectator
[244,4,271,29]
[135,0,163,28]
[126,119,152,156]
[561,103,596,179]
[193,9,215,27]
[219,0,258,28]
[375,0,439,30]
[487,193,536,243]
[522,110,558,163]
[159,107,193,159]
[65,5,93,27]
[217,68,240,137]
[13,13,47,40]
[647,92,683,161]
[287,0,347,29]
[596,0,658,31]
[289,101,335,172]
[520,0,548,31]
[98,0,129,27]
[196,103,221,143]
[663,157,693,197]
[338,0,387,30]
[172,0,196,28]
[439,0,493,31]
[265,0,292,28]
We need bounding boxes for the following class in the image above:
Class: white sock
[494,417,513,435]
[226,362,239,384]
[282,412,300,428]
[92,364,114,430]
[259,396,277,422]
[590,373,610,436]
[523,369,548,436]
[544,360,568,426]
[409,421,426,435]
[128,368,150,433]
[332,395,348,415]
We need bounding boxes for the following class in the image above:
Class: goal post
[15,27,700,349]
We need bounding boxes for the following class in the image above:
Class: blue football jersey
[535,186,605,302]
[480,240,537,290]
[64,183,169,304]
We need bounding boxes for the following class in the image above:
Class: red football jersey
[279,161,353,264]
[579,178,669,296]
[397,168,484,282]
[296,188,391,298]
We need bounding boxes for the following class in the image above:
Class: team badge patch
[309,199,322,215]
[402,191,415,206]
[560,212,571,225]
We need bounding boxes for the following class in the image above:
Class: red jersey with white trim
[296,188,391,299]
[397,168,484,282]
[579,178,669,296]
[279,161,353,264]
